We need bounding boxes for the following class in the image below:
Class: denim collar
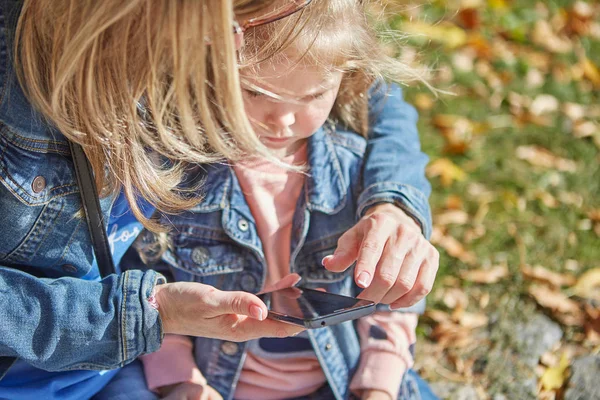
[190,126,347,216]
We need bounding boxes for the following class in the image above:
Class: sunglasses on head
[233,0,313,34]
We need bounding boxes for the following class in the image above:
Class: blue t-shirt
[0,192,155,400]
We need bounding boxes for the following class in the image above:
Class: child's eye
[311,92,326,100]
[243,89,263,98]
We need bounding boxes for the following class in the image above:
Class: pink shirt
[142,145,417,399]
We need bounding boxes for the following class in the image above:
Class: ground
[382,1,600,398]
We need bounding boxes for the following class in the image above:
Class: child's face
[241,60,343,157]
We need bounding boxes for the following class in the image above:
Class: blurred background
[380,1,600,399]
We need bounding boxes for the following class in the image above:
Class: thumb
[322,226,362,272]
[212,289,268,321]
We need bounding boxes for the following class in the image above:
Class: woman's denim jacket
[0,0,431,380]
[130,126,430,400]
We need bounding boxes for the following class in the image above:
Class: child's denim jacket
[132,126,430,400]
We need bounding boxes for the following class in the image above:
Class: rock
[565,355,600,400]
[514,314,563,367]
[430,382,480,400]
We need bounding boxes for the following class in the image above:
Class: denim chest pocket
[0,124,77,205]
[162,224,248,277]
[0,124,94,275]
[294,233,352,284]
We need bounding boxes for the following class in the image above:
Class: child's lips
[262,137,293,146]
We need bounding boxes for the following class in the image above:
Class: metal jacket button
[32,176,46,193]
[238,219,249,232]
[221,341,239,356]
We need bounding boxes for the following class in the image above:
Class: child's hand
[322,203,439,308]
[161,382,223,400]
[361,389,393,400]
[154,275,305,341]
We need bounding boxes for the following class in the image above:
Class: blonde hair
[14,0,278,231]
[239,0,425,137]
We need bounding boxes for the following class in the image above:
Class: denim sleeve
[358,82,432,240]
[0,267,165,371]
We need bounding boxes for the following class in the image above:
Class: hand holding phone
[260,287,375,329]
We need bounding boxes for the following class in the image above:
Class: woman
[0,0,435,398]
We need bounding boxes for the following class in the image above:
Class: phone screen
[264,287,373,321]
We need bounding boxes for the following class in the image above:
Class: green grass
[386,0,600,395]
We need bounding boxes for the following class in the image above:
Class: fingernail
[250,305,264,321]
[292,276,302,286]
[322,255,334,266]
[357,271,371,288]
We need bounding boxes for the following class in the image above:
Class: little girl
[133,1,437,399]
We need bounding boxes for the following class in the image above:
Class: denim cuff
[120,270,166,365]
[357,182,433,240]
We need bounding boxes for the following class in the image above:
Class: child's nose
[269,110,296,132]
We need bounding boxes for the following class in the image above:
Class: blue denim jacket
[0,0,431,386]
[128,126,430,400]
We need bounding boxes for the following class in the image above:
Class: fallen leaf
[435,210,470,226]
[521,264,576,288]
[529,94,559,116]
[458,7,481,30]
[457,312,488,329]
[441,288,469,309]
[584,305,600,344]
[427,158,467,187]
[532,20,572,53]
[581,57,600,87]
[414,93,435,111]
[431,227,477,265]
[528,285,585,325]
[460,265,508,284]
[432,114,484,154]
[516,145,577,172]
[572,268,600,301]
[540,353,570,391]
[401,21,468,49]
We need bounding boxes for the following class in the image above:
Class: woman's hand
[155,274,304,341]
[322,203,439,308]
[161,382,223,400]
[361,389,392,400]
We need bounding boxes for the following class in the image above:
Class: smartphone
[260,286,375,329]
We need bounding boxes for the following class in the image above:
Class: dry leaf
[528,285,584,325]
[521,264,576,288]
[431,227,477,265]
[457,312,488,329]
[458,7,481,30]
[540,353,570,391]
[572,268,600,301]
[529,94,559,116]
[584,305,600,344]
[532,20,572,53]
[401,21,468,49]
[435,210,470,226]
[581,57,600,87]
[414,93,435,111]
[427,158,467,187]
[516,145,577,172]
[441,288,469,309]
[460,265,508,284]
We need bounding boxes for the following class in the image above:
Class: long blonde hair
[14,0,277,230]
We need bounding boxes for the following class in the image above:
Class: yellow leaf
[540,353,570,391]
[427,158,467,187]
[401,21,467,49]
[487,0,507,10]
[572,268,600,301]
[582,58,600,87]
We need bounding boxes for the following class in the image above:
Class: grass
[384,0,600,397]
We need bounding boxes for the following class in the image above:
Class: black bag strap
[68,141,115,278]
